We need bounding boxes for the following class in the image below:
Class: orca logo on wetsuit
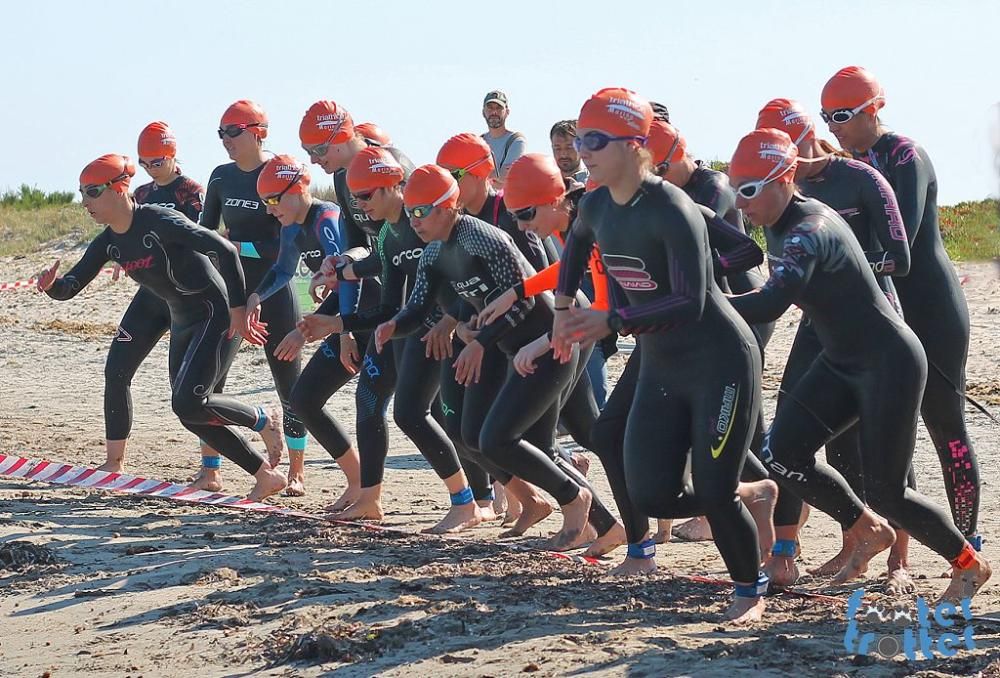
[392,248,423,267]
[224,198,260,209]
[603,254,658,291]
[711,384,740,459]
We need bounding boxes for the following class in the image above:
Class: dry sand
[1,245,999,677]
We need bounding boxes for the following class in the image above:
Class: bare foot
[584,522,626,558]
[329,500,384,522]
[325,486,360,514]
[424,503,484,534]
[673,517,713,542]
[284,451,306,496]
[741,480,778,558]
[500,495,553,537]
[886,567,917,595]
[189,468,224,493]
[808,530,855,576]
[492,481,509,516]
[545,488,593,551]
[653,519,672,544]
[764,556,800,588]
[726,596,766,624]
[258,407,284,468]
[831,518,896,585]
[570,452,590,477]
[248,465,287,502]
[938,553,992,604]
[476,501,499,522]
[610,557,657,577]
[97,459,124,473]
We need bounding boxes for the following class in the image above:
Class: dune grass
[1,190,996,262]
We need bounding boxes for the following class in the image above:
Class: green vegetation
[2,184,75,210]
[0,190,996,262]
[0,202,100,257]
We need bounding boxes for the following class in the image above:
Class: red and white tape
[0,267,118,292]
[0,452,843,604]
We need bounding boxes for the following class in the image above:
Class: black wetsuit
[558,177,763,582]
[855,132,980,539]
[393,215,617,533]
[786,155,912,518]
[201,161,305,448]
[251,200,369,464]
[103,175,204,442]
[340,212,463,490]
[46,205,266,474]
[730,195,967,561]
[682,163,773,477]
[574,188,765,564]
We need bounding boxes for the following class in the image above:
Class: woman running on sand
[39,154,286,501]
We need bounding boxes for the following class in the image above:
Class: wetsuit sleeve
[199,169,223,230]
[351,251,383,278]
[252,226,301,303]
[342,225,402,332]
[155,211,247,307]
[518,262,561,299]
[589,246,610,312]
[856,162,911,277]
[702,208,765,276]
[728,222,819,324]
[555,197,598,298]
[178,179,205,223]
[459,224,536,349]
[314,209,359,317]
[612,200,708,334]
[392,242,443,336]
[888,143,930,249]
[45,230,111,300]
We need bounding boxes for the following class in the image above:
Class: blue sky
[2,1,997,205]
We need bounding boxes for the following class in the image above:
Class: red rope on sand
[0,452,843,604]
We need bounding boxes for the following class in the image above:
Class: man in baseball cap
[481,89,526,189]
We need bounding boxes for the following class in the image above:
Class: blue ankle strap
[734,572,770,598]
[968,534,983,552]
[627,539,656,559]
[450,487,474,506]
[771,539,797,558]
[201,456,222,469]
[251,406,268,433]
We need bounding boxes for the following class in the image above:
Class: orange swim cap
[403,165,460,210]
[257,154,310,198]
[221,100,268,139]
[503,154,565,211]
[729,128,798,184]
[578,87,653,138]
[355,122,392,147]
[821,66,884,115]
[346,147,405,194]
[646,121,686,166]
[137,121,177,159]
[80,154,136,193]
[300,100,354,146]
[756,99,815,146]
[436,133,494,178]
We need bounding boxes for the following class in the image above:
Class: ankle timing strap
[627,538,656,559]
[201,456,222,469]
[450,487,474,506]
[952,543,977,570]
[771,539,797,558]
[734,571,770,598]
